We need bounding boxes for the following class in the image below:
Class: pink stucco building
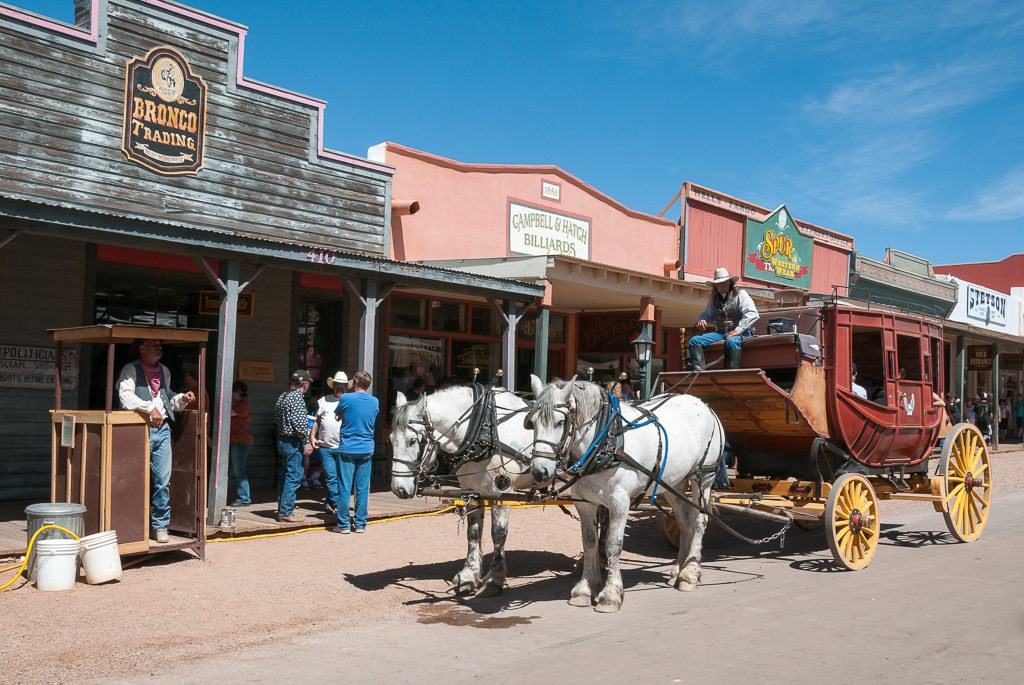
[369,143,854,398]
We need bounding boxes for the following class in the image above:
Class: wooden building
[0,0,543,513]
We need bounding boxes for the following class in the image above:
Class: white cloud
[946,167,1024,222]
[803,59,1015,124]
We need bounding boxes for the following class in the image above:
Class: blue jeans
[229,442,252,504]
[337,452,372,530]
[319,447,343,511]
[277,438,305,516]
[149,425,172,532]
[688,329,751,351]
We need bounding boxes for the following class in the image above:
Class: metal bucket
[25,502,86,580]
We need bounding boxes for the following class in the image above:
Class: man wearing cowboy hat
[310,371,349,516]
[117,339,195,543]
[688,267,760,370]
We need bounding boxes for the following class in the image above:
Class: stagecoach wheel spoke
[939,423,992,543]
[825,473,880,571]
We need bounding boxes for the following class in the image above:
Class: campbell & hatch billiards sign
[122,47,207,175]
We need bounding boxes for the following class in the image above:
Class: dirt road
[2,446,1021,684]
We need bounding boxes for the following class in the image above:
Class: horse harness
[543,390,721,511]
[542,389,791,546]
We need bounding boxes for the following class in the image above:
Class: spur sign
[122,47,207,175]
[743,205,813,289]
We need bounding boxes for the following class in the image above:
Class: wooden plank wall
[0,0,389,255]
[233,267,294,490]
[0,234,87,500]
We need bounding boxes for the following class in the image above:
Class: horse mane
[533,377,604,425]
[390,397,422,433]
[566,379,605,419]
[390,384,473,433]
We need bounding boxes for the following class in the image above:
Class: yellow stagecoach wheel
[825,473,880,571]
[657,509,680,549]
[939,423,992,543]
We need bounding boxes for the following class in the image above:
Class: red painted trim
[97,245,211,273]
[385,142,675,226]
[300,272,343,292]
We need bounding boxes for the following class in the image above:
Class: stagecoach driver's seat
[688,267,761,371]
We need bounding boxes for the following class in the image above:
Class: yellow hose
[0,523,80,592]
[207,505,460,544]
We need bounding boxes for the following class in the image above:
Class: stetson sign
[122,47,207,175]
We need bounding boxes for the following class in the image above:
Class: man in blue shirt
[333,370,379,533]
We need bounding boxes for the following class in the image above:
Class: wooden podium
[48,325,210,560]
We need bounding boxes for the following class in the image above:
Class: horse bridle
[396,386,528,494]
[526,388,602,471]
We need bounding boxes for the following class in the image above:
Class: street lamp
[631,328,655,399]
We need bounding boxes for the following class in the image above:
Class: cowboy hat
[711,267,739,285]
[326,371,349,388]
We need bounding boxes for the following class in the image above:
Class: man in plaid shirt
[275,370,313,522]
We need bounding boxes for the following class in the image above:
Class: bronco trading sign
[122,47,207,175]
[743,205,813,289]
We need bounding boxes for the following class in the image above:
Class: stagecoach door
[894,331,926,431]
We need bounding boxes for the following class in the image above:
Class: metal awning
[414,255,745,328]
[0,198,545,301]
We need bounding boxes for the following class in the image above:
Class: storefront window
[518,311,566,344]
[471,304,501,337]
[452,340,498,384]
[388,335,444,398]
[390,296,427,330]
[431,300,466,333]
[575,354,621,383]
[95,283,190,327]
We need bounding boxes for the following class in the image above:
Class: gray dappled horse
[527,375,725,612]
[390,384,533,596]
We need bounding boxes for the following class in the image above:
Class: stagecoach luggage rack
[767,317,796,334]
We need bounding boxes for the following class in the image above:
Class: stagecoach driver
[117,339,195,544]
[688,267,760,371]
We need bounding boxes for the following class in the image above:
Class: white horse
[390,384,535,596]
[527,375,725,612]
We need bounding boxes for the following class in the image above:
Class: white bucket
[79,530,122,585]
[34,538,80,591]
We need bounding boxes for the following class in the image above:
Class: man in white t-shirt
[310,371,348,515]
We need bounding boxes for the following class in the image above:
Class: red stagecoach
[656,302,991,570]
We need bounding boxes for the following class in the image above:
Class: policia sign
[122,46,207,175]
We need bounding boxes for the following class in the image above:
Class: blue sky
[12,0,1024,265]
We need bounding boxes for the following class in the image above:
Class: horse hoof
[594,601,621,613]
[568,595,592,607]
